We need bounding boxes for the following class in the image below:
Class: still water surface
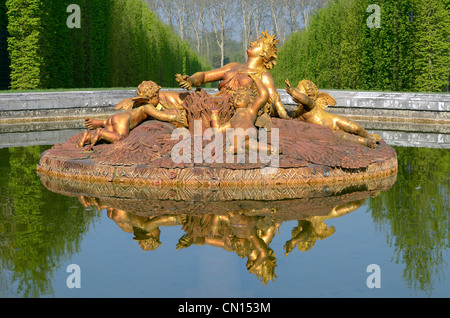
[0,141,448,298]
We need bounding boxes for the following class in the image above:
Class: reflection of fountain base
[39,172,396,219]
[37,118,398,188]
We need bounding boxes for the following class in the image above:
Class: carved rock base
[37,118,398,189]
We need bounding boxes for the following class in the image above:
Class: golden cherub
[285,79,381,148]
[210,74,280,155]
[77,81,187,149]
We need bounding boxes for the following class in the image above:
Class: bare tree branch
[238,0,254,60]
[207,0,235,67]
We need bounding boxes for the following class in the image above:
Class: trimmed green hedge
[5,0,211,90]
[273,0,450,93]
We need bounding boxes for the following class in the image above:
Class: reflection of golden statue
[285,79,381,148]
[284,219,335,254]
[284,199,366,255]
[176,210,280,284]
[210,74,279,155]
[78,81,187,149]
[74,190,375,284]
[107,209,182,251]
[176,30,290,125]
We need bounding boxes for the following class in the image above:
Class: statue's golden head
[258,30,279,70]
[136,81,161,98]
[296,79,319,101]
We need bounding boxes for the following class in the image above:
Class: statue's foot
[369,133,381,141]
[367,139,377,149]
[84,118,104,130]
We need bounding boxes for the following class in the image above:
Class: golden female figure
[176,30,290,121]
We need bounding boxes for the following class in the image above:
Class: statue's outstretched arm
[176,63,239,90]
[284,79,315,112]
[142,104,178,122]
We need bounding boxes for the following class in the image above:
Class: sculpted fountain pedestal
[37,116,397,188]
[37,30,397,197]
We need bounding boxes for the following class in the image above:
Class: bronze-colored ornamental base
[37,118,398,188]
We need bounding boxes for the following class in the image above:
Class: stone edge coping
[0,88,449,110]
[0,88,449,125]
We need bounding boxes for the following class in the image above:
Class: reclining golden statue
[285,79,381,148]
[78,81,187,149]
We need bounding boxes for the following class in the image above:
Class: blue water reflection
[0,145,449,298]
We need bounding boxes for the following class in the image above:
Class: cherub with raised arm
[77,81,187,149]
[285,79,381,148]
[210,74,280,155]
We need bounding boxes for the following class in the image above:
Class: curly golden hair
[297,79,319,101]
[136,81,161,98]
[258,30,279,70]
[296,79,337,109]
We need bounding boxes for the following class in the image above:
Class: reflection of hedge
[5,0,210,90]
[368,147,450,292]
[274,0,450,93]
[0,146,99,297]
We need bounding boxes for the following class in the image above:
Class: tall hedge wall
[5,0,210,90]
[273,0,450,93]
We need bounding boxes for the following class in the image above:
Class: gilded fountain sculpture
[37,30,398,187]
[37,31,398,282]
